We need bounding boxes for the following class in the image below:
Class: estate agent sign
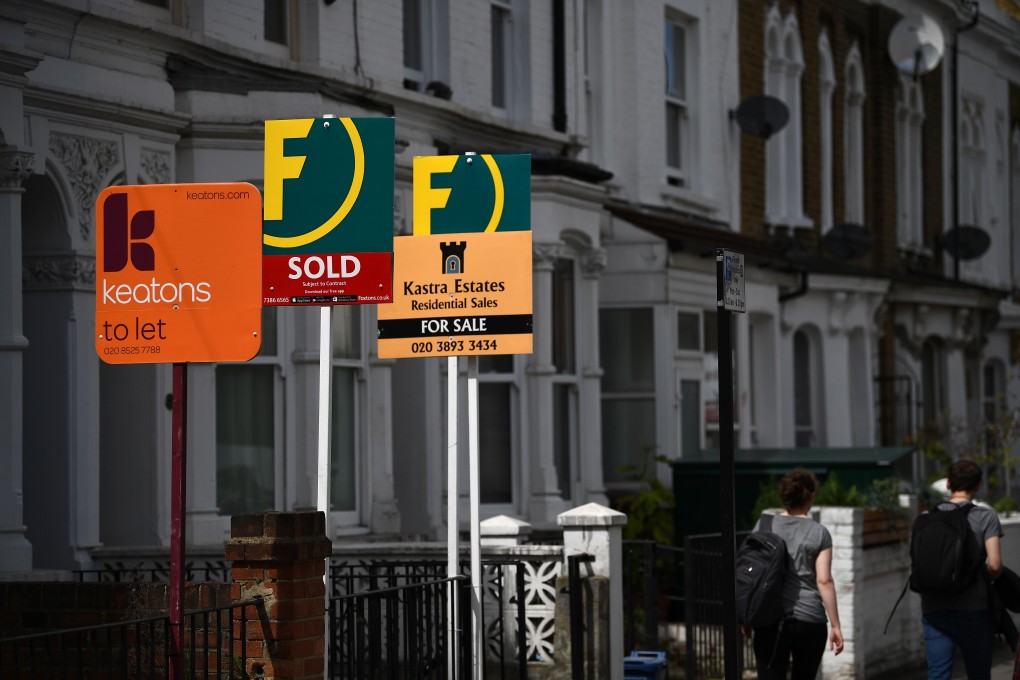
[377,154,532,358]
[95,183,263,364]
[262,116,395,306]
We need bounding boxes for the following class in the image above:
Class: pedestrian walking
[741,468,844,679]
[917,459,1003,680]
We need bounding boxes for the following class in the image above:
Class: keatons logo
[100,191,212,306]
[103,192,155,272]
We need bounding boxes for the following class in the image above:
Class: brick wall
[1,511,329,680]
[737,0,943,274]
[226,511,332,680]
[0,581,232,637]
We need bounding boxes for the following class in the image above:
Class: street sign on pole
[716,249,746,680]
[384,152,532,680]
[95,182,263,680]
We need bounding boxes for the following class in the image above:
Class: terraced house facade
[0,0,1018,573]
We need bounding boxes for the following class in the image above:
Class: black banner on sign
[377,314,533,339]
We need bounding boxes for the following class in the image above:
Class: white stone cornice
[25,88,190,138]
[22,254,96,292]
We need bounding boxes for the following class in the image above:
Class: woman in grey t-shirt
[742,469,844,679]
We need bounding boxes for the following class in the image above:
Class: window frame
[764,7,807,228]
[263,0,298,60]
[819,31,835,233]
[403,0,450,93]
[600,306,657,488]
[215,307,285,517]
[844,43,866,226]
[664,13,691,188]
[490,0,514,112]
[896,74,925,250]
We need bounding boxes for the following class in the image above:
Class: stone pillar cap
[480,514,532,537]
[557,502,627,527]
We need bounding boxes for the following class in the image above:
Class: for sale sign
[262,116,394,306]
[378,153,532,358]
[95,183,263,364]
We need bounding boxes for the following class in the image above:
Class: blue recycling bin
[624,650,667,680]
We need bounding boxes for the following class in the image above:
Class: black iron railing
[683,532,754,679]
[75,562,231,583]
[0,597,263,678]
[328,559,528,680]
[622,540,684,652]
[329,574,461,679]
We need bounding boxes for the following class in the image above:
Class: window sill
[766,216,814,236]
[660,184,719,214]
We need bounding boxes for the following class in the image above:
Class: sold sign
[262,117,395,306]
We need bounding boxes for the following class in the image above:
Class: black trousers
[752,618,828,680]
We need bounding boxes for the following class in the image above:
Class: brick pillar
[226,512,332,680]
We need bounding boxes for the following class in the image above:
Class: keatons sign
[95,183,263,364]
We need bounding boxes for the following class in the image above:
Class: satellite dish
[888,15,945,76]
[942,225,990,260]
[821,223,874,260]
[732,95,789,140]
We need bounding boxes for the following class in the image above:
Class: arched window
[896,74,925,249]
[960,99,985,228]
[764,7,805,227]
[921,338,947,427]
[793,328,823,446]
[844,43,866,225]
[1012,126,1020,280]
[984,359,1006,454]
[818,30,835,232]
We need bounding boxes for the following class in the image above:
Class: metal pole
[169,362,188,680]
[467,355,482,680]
[317,305,333,680]
[447,355,460,680]
[716,250,739,680]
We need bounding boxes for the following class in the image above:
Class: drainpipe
[552,0,567,132]
[950,3,979,281]
[779,270,809,302]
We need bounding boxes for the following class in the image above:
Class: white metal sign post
[717,249,745,680]
[377,153,533,680]
[447,355,460,680]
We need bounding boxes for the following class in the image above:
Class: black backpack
[884,501,986,634]
[908,501,983,594]
[735,513,788,627]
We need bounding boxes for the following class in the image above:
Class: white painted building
[0,0,1018,574]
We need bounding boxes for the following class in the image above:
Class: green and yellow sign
[412,154,530,235]
[262,117,394,306]
[378,154,532,358]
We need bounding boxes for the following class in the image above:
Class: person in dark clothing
[921,460,1003,680]
[742,469,844,679]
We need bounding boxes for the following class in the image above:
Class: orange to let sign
[95,183,263,364]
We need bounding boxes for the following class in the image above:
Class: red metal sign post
[169,362,188,680]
